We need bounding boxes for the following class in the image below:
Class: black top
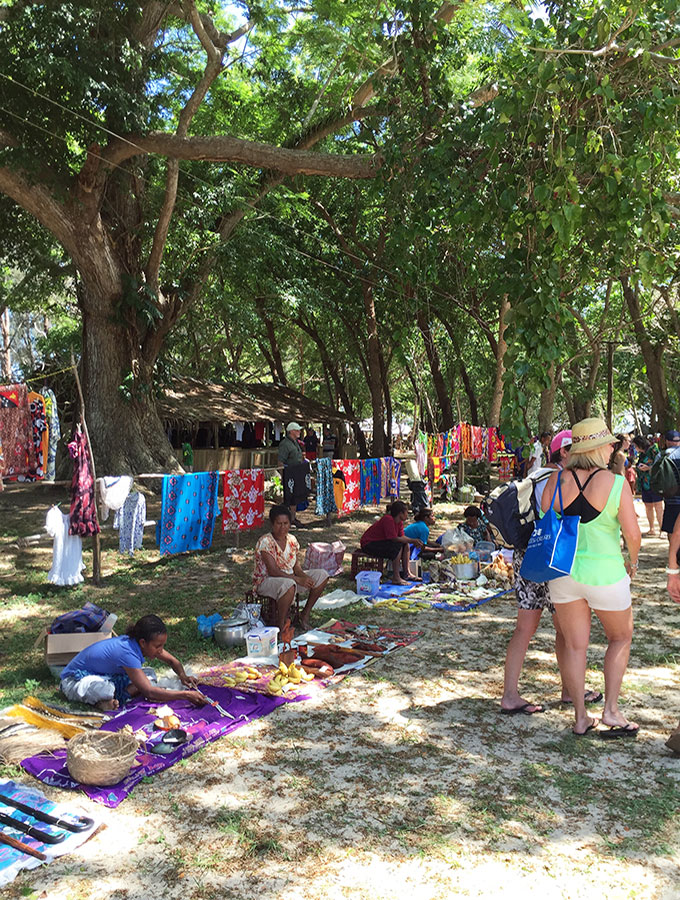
[561,470,604,524]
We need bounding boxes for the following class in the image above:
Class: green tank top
[569,474,626,585]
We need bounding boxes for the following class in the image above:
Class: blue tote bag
[520,474,580,582]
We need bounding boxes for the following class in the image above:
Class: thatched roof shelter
[158,377,347,427]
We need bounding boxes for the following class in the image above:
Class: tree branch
[103,132,377,178]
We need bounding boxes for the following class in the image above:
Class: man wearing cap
[278,423,305,525]
[658,430,680,540]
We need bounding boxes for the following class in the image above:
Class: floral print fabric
[222,469,265,532]
[68,430,100,536]
[333,459,360,515]
[0,383,38,479]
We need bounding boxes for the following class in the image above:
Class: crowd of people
[59,417,680,755]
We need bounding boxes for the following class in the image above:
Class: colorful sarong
[68,431,100,536]
[333,459,360,515]
[222,468,265,532]
[41,387,60,481]
[157,471,219,555]
[0,383,38,479]
[360,458,381,506]
[315,457,337,516]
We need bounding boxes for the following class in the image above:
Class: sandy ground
[0,484,679,900]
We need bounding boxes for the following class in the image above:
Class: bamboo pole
[70,352,102,585]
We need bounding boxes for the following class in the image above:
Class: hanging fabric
[41,387,60,481]
[45,506,85,586]
[68,430,100,536]
[381,457,402,498]
[157,471,219,555]
[333,459,360,515]
[360,458,381,506]
[116,491,146,556]
[222,469,265,532]
[332,465,346,512]
[471,425,483,460]
[25,391,47,481]
[282,462,311,507]
[315,457,338,516]
[0,383,39,480]
[98,475,133,521]
[415,440,427,477]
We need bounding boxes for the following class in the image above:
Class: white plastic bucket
[355,570,382,597]
[245,626,279,658]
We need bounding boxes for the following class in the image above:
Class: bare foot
[573,716,599,736]
[97,698,119,711]
[601,712,638,730]
[391,577,409,585]
[501,694,544,714]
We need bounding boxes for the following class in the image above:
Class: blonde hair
[564,444,611,471]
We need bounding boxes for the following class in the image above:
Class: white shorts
[256,568,328,600]
[548,574,631,611]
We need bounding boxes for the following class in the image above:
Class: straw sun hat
[569,418,615,454]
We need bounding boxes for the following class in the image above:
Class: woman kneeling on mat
[60,615,206,711]
[360,500,423,585]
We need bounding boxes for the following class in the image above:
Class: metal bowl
[214,617,249,648]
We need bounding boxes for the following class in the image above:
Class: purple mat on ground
[20,685,285,808]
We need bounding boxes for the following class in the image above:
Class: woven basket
[66,730,139,786]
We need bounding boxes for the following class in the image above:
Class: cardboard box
[34,629,114,667]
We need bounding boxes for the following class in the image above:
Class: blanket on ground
[21,685,283,808]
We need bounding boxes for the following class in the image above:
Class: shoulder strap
[570,470,583,490]
[579,469,601,491]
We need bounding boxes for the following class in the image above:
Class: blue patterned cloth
[41,387,60,482]
[156,472,219,556]
[315,457,338,516]
[360,458,382,506]
[381,457,401,498]
[116,491,146,556]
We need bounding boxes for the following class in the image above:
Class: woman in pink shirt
[360,500,423,585]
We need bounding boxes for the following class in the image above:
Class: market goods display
[266,662,314,696]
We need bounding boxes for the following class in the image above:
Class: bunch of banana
[220,666,261,688]
[267,661,314,695]
[450,553,472,564]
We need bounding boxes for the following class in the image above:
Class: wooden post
[71,352,102,585]
[456,396,465,492]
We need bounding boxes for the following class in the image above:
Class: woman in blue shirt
[60,615,206,710]
[404,509,442,557]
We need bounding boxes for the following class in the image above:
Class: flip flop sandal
[501,703,545,716]
[561,691,603,706]
[599,723,639,740]
[573,722,598,737]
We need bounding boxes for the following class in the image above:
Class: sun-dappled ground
[1,481,679,899]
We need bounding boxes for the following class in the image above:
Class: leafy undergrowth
[1,483,679,899]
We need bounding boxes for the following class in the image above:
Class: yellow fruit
[232,672,248,684]
[221,677,236,687]
[278,662,289,676]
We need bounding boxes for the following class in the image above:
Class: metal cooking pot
[214,615,249,648]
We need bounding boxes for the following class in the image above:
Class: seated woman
[360,500,423,585]
[253,504,329,632]
[60,615,206,711]
[404,508,442,559]
[460,506,494,545]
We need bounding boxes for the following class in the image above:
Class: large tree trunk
[416,306,454,430]
[75,241,179,475]
[621,275,672,430]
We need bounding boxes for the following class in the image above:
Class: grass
[1,485,679,897]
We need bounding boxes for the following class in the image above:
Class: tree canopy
[1,0,679,470]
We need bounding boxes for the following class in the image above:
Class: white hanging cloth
[98,475,133,521]
[46,506,85,586]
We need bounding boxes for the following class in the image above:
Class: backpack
[482,469,552,550]
[649,451,680,498]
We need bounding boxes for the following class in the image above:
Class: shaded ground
[1,482,679,899]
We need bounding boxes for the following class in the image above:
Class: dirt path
[0,485,678,899]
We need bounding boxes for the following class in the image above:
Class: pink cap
[550,429,572,455]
